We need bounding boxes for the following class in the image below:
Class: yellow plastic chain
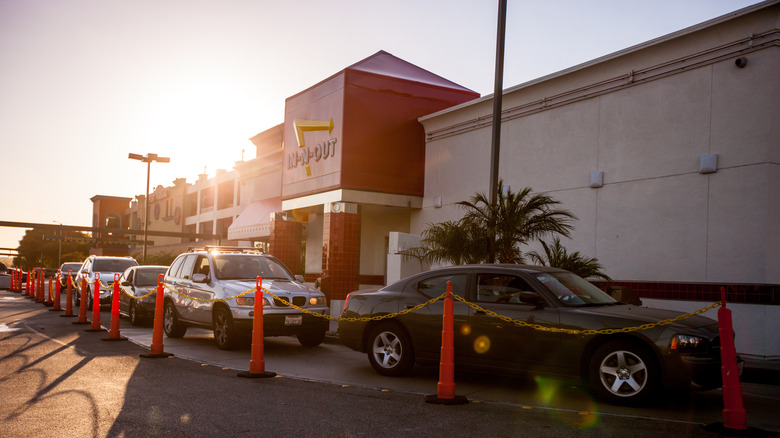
[140,281,722,335]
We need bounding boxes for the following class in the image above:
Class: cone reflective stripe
[718,287,747,430]
[90,273,102,330]
[63,271,74,316]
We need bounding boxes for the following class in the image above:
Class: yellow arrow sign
[293,118,333,148]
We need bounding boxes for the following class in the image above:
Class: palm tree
[527,237,612,281]
[458,180,577,263]
[404,181,577,265]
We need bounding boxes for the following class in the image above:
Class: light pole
[53,221,62,267]
[128,153,170,264]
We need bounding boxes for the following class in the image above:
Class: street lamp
[128,153,170,264]
[53,220,62,267]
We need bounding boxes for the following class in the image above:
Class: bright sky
[0,0,763,253]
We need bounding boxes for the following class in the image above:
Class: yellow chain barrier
[450,294,721,335]
[119,284,157,300]
[162,283,258,303]
[264,290,446,322]
[139,280,722,335]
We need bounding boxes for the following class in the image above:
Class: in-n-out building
[91,1,778,359]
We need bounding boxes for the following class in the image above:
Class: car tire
[297,328,326,347]
[367,323,414,377]
[129,301,143,326]
[86,288,93,310]
[588,340,659,404]
[213,307,238,350]
[163,301,187,338]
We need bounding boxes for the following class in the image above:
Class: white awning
[227,198,281,240]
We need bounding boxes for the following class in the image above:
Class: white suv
[163,247,329,350]
[74,255,139,308]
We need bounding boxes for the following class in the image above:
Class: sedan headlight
[670,334,704,352]
[309,296,326,306]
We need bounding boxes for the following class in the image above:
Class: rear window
[135,269,167,286]
[93,258,138,273]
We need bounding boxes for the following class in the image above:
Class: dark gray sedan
[118,265,168,326]
[338,265,735,405]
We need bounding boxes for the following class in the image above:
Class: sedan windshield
[214,255,294,281]
[533,271,617,307]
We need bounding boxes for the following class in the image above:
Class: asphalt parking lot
[2,288,779,437]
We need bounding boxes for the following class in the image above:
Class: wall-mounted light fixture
[434,196,442,208]
[699,154,718,174]
[590,171,604,188]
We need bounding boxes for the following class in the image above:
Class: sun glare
[136,77,267,181]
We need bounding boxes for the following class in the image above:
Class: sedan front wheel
[588,340,658,404]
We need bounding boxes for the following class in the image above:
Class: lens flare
[473,335,491,354]
[459,324,471,335]
[533,376,600,430]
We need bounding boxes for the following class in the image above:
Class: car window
[415,274,467,299]
[136,269,167,286]
[93,258,138,272]
[214,255,293,280]
[124,269,134,283]
[168,256,185,279]
[194,256,210,277]
[179,256,197,280]
[476,274,536,304]
[534,271,616,306]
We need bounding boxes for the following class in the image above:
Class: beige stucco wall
[415,3,779,285]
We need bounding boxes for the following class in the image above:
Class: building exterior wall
[417,3,779,290]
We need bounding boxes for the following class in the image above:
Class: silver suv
[162,247,329,350]
[74,255,139,308]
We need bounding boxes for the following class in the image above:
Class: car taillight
[343,292,352,311]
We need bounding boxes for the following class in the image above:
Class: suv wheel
[297,328,326,347]
[213,307,238,350]
[367,323,414,376]
[163,301,187,338]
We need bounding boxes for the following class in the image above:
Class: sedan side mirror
[120,280,131,286]
[295,275,305,283]
[192,273,208,283]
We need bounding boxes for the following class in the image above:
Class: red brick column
[322,203,361,302]
[269,217,303,275]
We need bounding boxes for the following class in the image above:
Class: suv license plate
[285,315,303,326]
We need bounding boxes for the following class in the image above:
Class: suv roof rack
[187,246,266,254]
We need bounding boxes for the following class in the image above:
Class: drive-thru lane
[93,293,780,430]
[2,289,779,436]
